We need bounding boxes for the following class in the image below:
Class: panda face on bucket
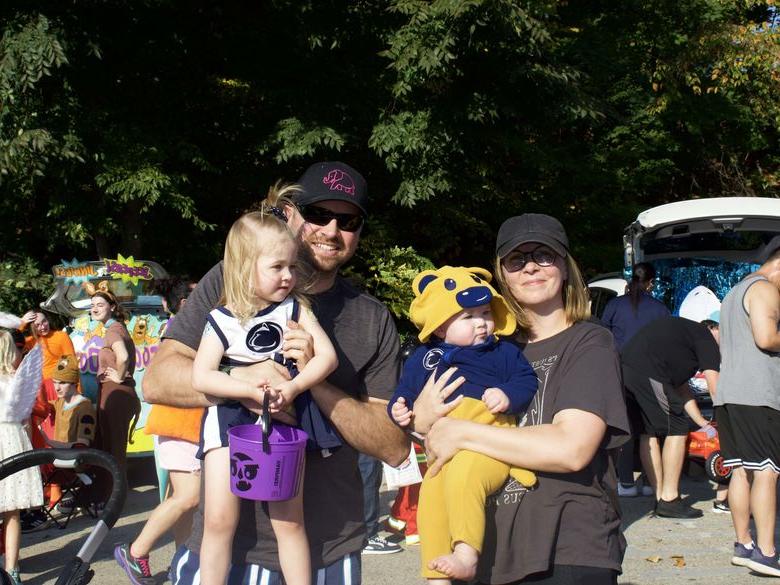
[231,452,260,492]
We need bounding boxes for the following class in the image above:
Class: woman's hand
[425,416,468,477]
[282,320,314,369]
[104,367,123,384]
[411,367,465,434]
[21,311,36,325]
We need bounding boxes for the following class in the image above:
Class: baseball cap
[756,235,780,264]
[496,214,569,259]
[295,162,368,216]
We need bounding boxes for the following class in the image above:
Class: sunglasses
[299,205,364,232]
[502,246,557,273]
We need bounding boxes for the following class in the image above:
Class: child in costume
[46,355,96,449]
[191,186,338,585]
[388,266,538,584]
[0,331,44,584]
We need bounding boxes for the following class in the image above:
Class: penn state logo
[422,348,444,370]
[246,321,284,353]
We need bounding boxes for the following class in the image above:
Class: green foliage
[0,256,54,315]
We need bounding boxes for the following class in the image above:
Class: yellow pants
[418,398,536,579]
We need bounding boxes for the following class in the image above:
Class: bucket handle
[261,391,271,454]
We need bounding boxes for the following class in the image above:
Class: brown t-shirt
[478,321,630,583]
[164,262,401,569]
[51,395,96,445]
[98,320,136,386]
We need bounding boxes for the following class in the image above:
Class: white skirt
[0,422,44,513]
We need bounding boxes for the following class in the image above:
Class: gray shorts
[169,545,362,585]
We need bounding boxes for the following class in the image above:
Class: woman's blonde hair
[0,331,17,375]
[222,182,312,323]
[493,253,591,336]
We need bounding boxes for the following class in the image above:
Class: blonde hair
[222,182,312,323]
[493,253,591,336]
[0,331,17,375]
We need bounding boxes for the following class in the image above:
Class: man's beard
[299,235,348,275]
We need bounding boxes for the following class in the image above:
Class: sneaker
[746,546,780,577]
[21,509,50,533]
[8,568,21,585]
[55,496,77,516]
[385,515,406,533]
[712,499,731,514]
[362,535,403,555]
[654,497,703,519]
[114,543,156,585]
[640,483,654,497]
[618,483,639,497]
[732,541,755,567]
[405,533,420,546]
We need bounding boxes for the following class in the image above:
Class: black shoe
[655,497,703,519]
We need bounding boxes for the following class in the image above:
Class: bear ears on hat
[413,266,493,297]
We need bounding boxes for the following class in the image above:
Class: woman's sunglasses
[502,247,557,273]
[299,205,365,232]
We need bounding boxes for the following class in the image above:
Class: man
[141,161,409,585]
[715,237,780,576]
[621,315,720,519]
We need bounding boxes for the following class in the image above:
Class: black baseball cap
[756,235,780,264]
[295,162,368,215]
[496,213,569,258]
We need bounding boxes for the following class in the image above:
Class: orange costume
[23,330,76,380]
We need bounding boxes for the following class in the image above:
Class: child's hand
[275,380,302,407]
[483,387,510,414]
[391,398,413,427]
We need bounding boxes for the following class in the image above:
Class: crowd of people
[0,159,778,584]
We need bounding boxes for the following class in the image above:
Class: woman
[600,262,669,497]
[91,291,140,504]
[417,214,630,585]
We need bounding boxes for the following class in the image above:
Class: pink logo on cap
[322,169,356,196]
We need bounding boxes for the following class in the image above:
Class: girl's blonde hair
[222,182,312,323]
[0,331,17,375]
[493,252,591,336]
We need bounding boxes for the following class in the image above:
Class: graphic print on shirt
[245,321,284,354]
[527,355,558,426]
[422,348,444,370]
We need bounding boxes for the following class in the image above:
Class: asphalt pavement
[14,459,780,584]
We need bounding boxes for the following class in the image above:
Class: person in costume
[47,355,96,449]
[0,331,44,584]
[190,184,338,585]
[388,265,538,584]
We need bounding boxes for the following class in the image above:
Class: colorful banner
[104,254,154,285]
[53,258,100,285]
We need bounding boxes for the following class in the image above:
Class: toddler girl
[192,186,337,585]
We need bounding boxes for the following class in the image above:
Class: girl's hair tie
[268,206,287,223]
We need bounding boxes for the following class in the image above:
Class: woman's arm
[110,338,130,381]
[426,407,607,476]
[191,333,267,402]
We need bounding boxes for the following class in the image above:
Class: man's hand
[482,387,510,414]
[391,398,413,427]
[283,320,314,368]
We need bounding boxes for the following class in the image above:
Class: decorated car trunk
[42,256,170,457]
[624,197,780,482]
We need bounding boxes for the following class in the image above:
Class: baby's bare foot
[428,543,478,580]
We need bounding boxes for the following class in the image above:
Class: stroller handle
[0,448,126,529]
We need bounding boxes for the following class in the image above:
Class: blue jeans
[358,452,382,538]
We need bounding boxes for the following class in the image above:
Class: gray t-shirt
[716,274,780,410]
[164,262,401,569]
[478,321,630,583]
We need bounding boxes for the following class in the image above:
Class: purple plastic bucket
[228,422,308,501]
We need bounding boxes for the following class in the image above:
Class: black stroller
[0,448,126,585]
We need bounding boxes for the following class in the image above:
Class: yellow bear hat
[410,266,517,343]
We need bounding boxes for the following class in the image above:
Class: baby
[388,266,538,584]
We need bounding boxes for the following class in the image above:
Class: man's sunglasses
[299,205,364,232]
[502,246,557,273]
